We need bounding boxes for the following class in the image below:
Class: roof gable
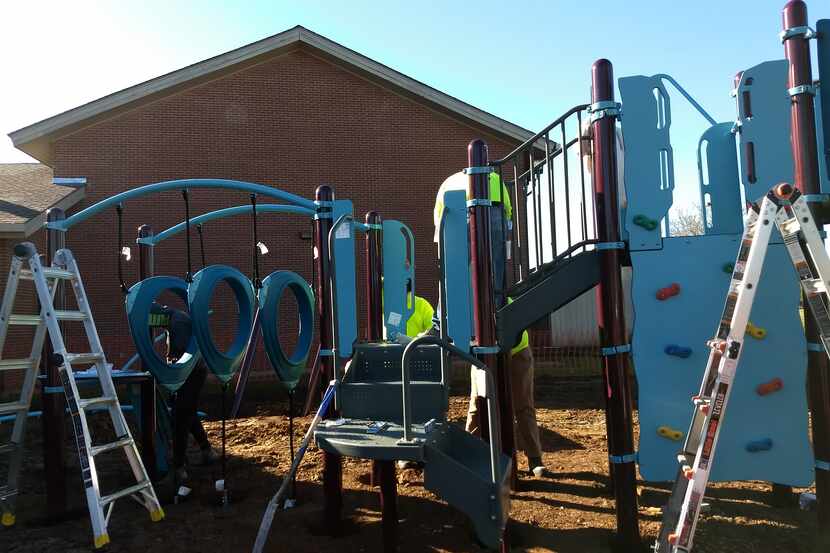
[10,26,533,164]
[0,163,85,237]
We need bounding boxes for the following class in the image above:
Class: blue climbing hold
[746,438,773,453]
[260,270,315,392]
[125,276,201,392]
[188,265,256,384]
[664,345,692,358]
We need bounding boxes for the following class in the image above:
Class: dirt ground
[0,376,824,553]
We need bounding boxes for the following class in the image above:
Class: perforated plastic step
[348,342,442,383]
[338,381,446,424]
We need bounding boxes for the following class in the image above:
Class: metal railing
[400,335,502,486]
[490,104,595,287]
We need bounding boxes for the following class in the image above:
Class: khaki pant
[465,347,542,460]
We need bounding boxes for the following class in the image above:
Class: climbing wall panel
[631,235,813,484]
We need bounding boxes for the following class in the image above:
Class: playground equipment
[657,183,830,551]
[0,243,163,547]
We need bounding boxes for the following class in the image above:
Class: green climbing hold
[723,263,734,274]
[632,214,658,231]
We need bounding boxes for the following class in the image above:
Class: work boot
[201,445,220,465]
[528,456,545,478]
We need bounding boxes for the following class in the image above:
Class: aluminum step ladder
[0,242,163,548]
[655,183,830,552]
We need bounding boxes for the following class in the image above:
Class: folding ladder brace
[655,183,830,552]
[0,242,163,548]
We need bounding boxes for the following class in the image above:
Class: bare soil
[0,377,824,553]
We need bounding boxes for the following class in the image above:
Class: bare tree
[670,204,704,236]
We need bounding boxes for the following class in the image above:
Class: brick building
[2,26,532,390]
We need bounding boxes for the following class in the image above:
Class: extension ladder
[0,242,163,548]
[655,183,830,552]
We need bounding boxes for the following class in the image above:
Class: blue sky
[1,0,822,215]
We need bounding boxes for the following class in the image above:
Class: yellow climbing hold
[746,321,767,340]
[1,512,15,526]
[94,533,110,549]
[657,426,683,441]
[150,508,165,522]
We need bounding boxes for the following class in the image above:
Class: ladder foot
[94,533,110,548]
[1,512,15,526]
[150,508,165,522]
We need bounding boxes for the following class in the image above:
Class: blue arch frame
[47,178,318,231]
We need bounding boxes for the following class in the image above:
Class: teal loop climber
[260,270,315,391]
[188,265,256,384]
[125,276,201,392]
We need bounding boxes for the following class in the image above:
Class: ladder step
[803,278,827,295]
[100,480,152,507]
[0,359,33,371]
[90,436,133,457]
[19,267,75,281]
[0,486,18,501]
[78,396,118,410]
[0,442,19,455]
[7,311,87,325]
[0,402,28,415]
[64,352,105,365]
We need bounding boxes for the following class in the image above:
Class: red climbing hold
[756,377,784,396]
[656,283,681,300]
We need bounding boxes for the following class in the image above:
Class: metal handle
[401,335,502,486]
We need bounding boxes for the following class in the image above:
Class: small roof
[0,164,85,237]
[10,26,536,164]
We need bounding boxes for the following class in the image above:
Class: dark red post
[42,207,67,519]
[467,139,515,552]
[315,185,342,533]
[783,0,830,530]
[363,211,398,551]
[591,59,641,550]
[137,224,158,480]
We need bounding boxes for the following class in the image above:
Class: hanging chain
[115,203,129,295]
[197,223,207,269]
[182,189,193,283]
[251,194,262,289]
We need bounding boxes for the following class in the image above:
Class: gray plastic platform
[315,419,439,461]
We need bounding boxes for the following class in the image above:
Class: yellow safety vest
[434,172,513,240]
[507,297,529,355]
[406,296,435,337]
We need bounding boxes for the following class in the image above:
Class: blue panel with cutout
[331,199,357,358]
[440,190,473,350]
[698,123,742,235]
[382,220,416,339]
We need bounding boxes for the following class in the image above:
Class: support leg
[378,460,398,552]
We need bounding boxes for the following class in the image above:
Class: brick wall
[0,47,517,390]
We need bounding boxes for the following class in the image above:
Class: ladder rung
[0,442,19,455]
[78,396,117,410]
[53,310,88,322]
[90,436,133,457]
[0,358,33,371]
[100,480,152,507]
[19,267,74,280]
[0,486,18,501]
[0,402,28,415]
[64,352,105,365]
[7,314,41,325]
[803,278,827,295]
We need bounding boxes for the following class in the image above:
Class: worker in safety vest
[405,295,435,338]
[433,170,512,307]
[433,171,545,477]
[464,300,544,477]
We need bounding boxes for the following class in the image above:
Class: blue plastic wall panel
[331,199,357,358]
[631,235,812,485]
[819,20,830,191]
[735,61,794,203]
[698,123,742,235]
[818,86,830,193]
[440,191,473,350]
[619,75,675,251]
[382,220,416,339]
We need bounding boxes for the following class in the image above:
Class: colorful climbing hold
[657,425,683,441]
[665,344,692,358]
[656,283,681,301]
[633,214,658,231]
[722,263,734,274]
[746,438,773,453]
[756,377,784,396]
[746,321,767,340]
